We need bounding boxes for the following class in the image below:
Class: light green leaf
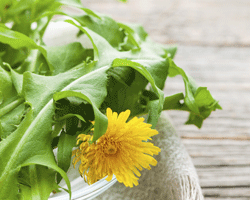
[0,62,106,199]
[0,64,17,104]
[45,42,93,75]
[147,99,161,128]
[0,98,25,119]
[194,87,220,108]
[22,66,89,116]
[65,20,100,61]
[73,13,125,48]
[56,113,86,122]
[0,108,71,200]
[10,68,24,96]
[185,87,222,128]
[118,22,141,50]
[163,93,189,111]
[0,26,46,55]
[165,65,222,127]
[168,58,200,114]
[28,165,58,200]
[0,64,25,138]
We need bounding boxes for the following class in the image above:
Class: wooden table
[82,1,250,199]
[167,46,250,199]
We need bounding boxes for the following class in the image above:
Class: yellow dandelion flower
[72,108,161,187]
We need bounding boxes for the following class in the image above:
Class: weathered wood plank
[82,0,250,46]
[168,45,250,198]
[192,157,250,167]
[196,167,250,187]
[203,188,250,197]
[181,139,250,166]
[183,139,250,146]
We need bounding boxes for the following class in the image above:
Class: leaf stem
[29,165,41,199]
[28,32,41,73]
[28,49,40,73]
[0,98,25,118]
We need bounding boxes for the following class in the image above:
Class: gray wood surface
[166,46,250,199]
[83,0,250,47]
[81,1,250,199]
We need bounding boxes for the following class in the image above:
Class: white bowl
[49,161,117,200]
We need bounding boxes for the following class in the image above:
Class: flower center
[104,144,117,155]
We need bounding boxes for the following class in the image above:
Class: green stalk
[29,165,41,199]
[28,30,41,73]
[28,49,40,73]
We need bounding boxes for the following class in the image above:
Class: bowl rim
[49,175,117,200]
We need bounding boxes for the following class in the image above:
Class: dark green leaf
[112,58,164,128]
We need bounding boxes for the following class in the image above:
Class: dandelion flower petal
[72,108,161,187]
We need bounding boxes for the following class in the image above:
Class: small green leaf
[147,99,161,128]
[56,113,86,123]
[168,58,200,114]
[185,113,204,128]
[118,22,141,50]
[194,87,217,107]
[166,62,222,127]
[57,131,77,183]
[0,26,46,55]
[163,93,189,111]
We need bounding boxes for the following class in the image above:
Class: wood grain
[203,188,250,197]
[82,0,250,47]
[164,45,250,199]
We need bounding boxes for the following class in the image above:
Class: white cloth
[94,112,204,200]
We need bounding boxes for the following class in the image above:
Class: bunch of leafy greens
[0,0,221,199]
